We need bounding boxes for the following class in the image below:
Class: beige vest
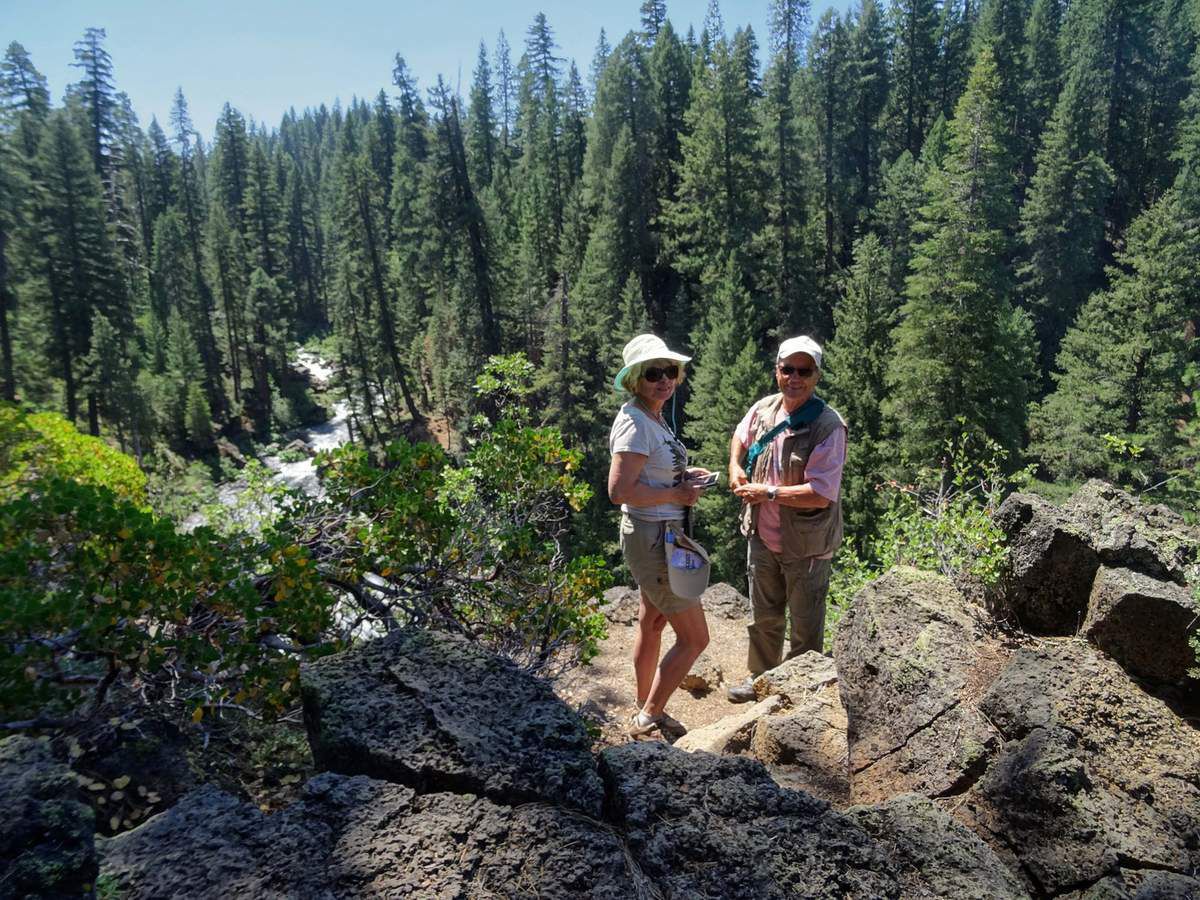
[739,394,846,558]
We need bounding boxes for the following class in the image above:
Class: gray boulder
[1084,565,1199,683]
[752,687,850,806]
[835,567,1003,803]
[700,581,750,620]
[961,641,1200,894]
[846,793,1030,899]
[99,774,641,899]
[599,585,639,625]
[680,650,724,694]
[1065,480,1200,584]
[991,492,1099,633]
[600,741,901,899]
[755,650,838,703]
[302,628,604,815]
[0,736,97,898]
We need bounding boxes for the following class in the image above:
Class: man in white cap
[725,336,847,703]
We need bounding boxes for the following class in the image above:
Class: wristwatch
[766,485,778,502]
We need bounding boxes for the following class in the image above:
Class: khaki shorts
[619,514,700,616]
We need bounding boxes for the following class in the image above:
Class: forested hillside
[1,0,1198,580]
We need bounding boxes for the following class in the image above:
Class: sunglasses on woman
[778,364,815,377]
[642,364,680,382]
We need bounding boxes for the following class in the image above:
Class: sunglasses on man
[642,365,680,382]
[778,364,815,377]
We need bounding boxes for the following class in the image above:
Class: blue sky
[4,0,845,140]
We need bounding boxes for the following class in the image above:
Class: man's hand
[733,481,770,506]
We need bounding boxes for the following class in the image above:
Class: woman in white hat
[608,333,712,740]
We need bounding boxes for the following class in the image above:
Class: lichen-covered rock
[846,793,1029,899]
[0,736,97,897]
[99,774,641,898]
[301,628,604,814]
[1083,565,1199,683]
[959,641,1200,894]
[600,742,901,899]
[966,726,1191,896]
[1065,480,1200,584]
[835,567,1003,802]
[991,492,1099,633]
[680,650,724,694]
[1062,869,1200,899]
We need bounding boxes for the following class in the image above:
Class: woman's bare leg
[633,591,669,707]
[642,604,710,717]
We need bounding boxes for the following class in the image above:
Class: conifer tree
[32,109,130,432]
[684,260,772,580]
[760,0,811,328]
[848,0,889,215]
[168,89,225,420]
[69,28,117,188]
[933,0,975,122]
[205,201,248,407]
[883,0,940,157]
[666,24,764,300]
[1028,193,1196,483]
[1024,0,1063,146]
[641,0,668,43]
[467,41,497,189]
[808,10,852,282]
[1018,53,1113,385]
[971,0,1033,182]
[824,233,896,543]
[213,103,250,231]
[885,50,1037,464]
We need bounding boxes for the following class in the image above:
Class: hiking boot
[726,677,757,704]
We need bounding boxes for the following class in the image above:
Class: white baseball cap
[776,336,823,369]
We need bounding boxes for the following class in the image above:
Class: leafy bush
[871,433,1025,585]
[0,478,334,727]
[823,432,1027,649]
[0,404,146,505]
[0,355,609,731]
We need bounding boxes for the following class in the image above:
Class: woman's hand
[674,481,703,507]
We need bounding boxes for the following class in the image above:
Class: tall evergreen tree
[168,89,225,419]
[212,103,250,231]
[1018,49,1114,386]
[885,50,1037,463]
[467,41,497,189]
[824,233,896,544]
[883,0,941,157]
[760,0,812,330]
[1028,193,1196,483]
[31,109,130,431]
[69,28,117,186]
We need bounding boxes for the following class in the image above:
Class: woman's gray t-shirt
[608,401,687,522]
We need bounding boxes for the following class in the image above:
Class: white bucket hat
[777,335,823,369]
[665,526,711,600]
[613,334,692,392]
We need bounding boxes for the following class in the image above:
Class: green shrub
[0,404,147,505]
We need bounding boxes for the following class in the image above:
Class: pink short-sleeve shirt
[734,404,847,555]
